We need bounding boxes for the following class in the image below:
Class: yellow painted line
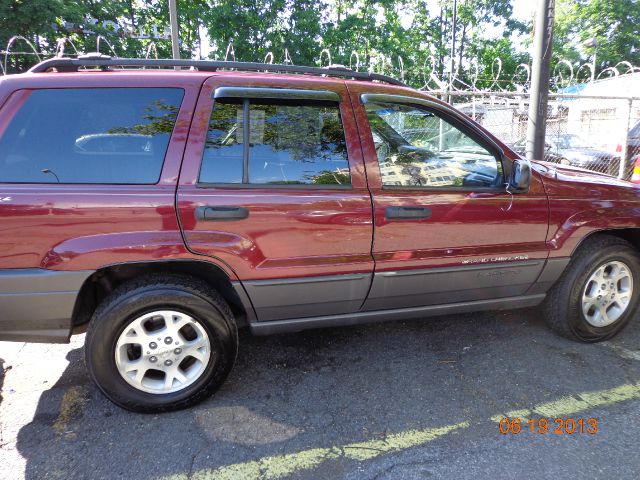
[490,409,531,423]
[491,382,640,422]
[161,382,640,480]
[52,386,89,440]
[601,341,640,361]
[179,422,468,480]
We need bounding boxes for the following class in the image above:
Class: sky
[512,0,537,22]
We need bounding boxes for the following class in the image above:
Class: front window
[365,102,502,188]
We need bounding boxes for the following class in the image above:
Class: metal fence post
[618,98,633,179]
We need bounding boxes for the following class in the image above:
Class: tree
[429,0,528,90]
[0,0,65,72]
[554,0,640,71]
[5,0,636,90]
[0,0,64,49]
[204,0,286,62]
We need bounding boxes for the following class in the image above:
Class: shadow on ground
[12,307,640,479]
[0,357,6,406]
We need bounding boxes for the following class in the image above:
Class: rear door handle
[196,206,249,221]
[385,206,432,220]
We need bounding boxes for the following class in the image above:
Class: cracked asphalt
[2,307,640,480]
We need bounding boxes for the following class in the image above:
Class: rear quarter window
[0,87,184,184]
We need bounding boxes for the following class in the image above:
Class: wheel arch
[571,228,640,257]
[71,260,254,333]
[532,228,640,297]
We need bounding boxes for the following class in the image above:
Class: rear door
[349,85,550,310]
[177,76,374,321]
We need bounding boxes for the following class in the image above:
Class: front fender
[548,202,640,257]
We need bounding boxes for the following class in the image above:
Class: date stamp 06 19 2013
[499,417,598,435]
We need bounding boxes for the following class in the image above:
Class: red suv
[1,56,640,412]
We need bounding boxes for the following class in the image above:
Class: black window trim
[360,93,509,192]
[196,87,353,189]
[213,86,341,103]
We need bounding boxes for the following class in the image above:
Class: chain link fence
[446,91,640,180]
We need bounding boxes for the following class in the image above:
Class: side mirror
[508,158,531,193]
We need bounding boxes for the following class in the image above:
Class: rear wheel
[544,235,640,342]
[85,274,238,412]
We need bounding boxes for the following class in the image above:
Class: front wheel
[85,274,238,412]
[544,235,640,342]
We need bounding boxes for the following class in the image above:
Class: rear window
[0,88,184,184]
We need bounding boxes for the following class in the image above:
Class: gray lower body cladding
[240,257,569,334]
[240,273,371,321]
[0,269,92,342]
[250,294,546,335]
[0,257,569,342]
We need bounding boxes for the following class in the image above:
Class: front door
[348,87,550,311]
[177,77,374,321]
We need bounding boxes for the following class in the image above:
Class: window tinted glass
[0,88,183,184]
[199,100,350,186]
[248,102,349,185]
[199,102,243,183]
[366,102,501,188]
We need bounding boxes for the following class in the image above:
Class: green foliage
[554,0,640,69]
[468,37,531,90]
[202,0,324,64]
[1,0,637,87]
[309,170,350,184]
[108,100,180,136]
[0,0,65,71]
[0,0,63,48]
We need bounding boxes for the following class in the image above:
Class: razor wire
[3,36,639,95]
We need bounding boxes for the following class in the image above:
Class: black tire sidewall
[86,285,237,412]
[565,245,640,342]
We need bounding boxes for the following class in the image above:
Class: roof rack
[27,54,407,87]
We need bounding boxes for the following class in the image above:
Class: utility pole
[584,37,597,82]
[526,0,555,161]
[447,0,458,103]
[168,0,180,60]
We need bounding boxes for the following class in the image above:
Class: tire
[85,274,238,413]
[544,235,640,342]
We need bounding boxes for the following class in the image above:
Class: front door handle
[385,206,432,220]
[196,206,249,221]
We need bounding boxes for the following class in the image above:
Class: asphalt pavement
[2,307,640,480]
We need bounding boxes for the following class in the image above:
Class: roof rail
[27,55,407,87]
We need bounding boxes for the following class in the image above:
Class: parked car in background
[616,120,640,179]
[509,138,563,163]
[511,133,620,176]
[630,154,640,184]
